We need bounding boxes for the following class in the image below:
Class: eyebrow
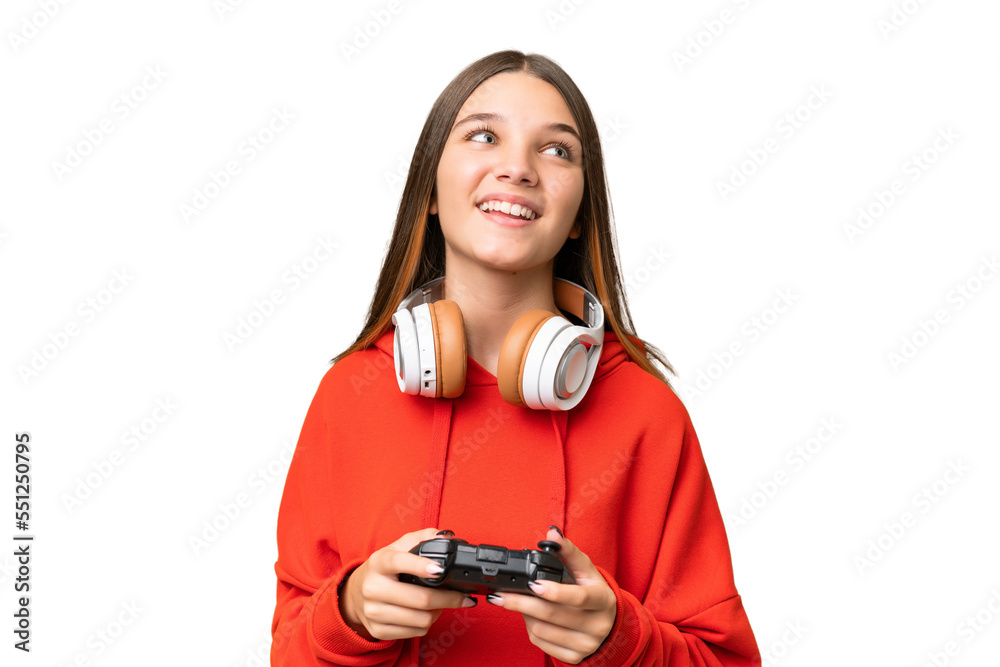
[451,112,582,145]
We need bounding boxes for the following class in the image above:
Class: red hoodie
[271,328,761,666]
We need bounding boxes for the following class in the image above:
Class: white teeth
[478,199,536,219]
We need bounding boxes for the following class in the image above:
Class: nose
[492,141,537,185]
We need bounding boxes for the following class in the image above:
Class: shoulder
[581,358,695,458]
[595,355,691,425]
[309,344,399,412]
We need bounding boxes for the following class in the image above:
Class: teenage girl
[271,50,761,666]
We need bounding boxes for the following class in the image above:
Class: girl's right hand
[339,527,477,641]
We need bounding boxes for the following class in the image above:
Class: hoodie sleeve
[270,367,404,666]
[553,407,761,667]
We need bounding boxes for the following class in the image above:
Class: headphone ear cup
[428,299,467,399]
[391,308,420,394]
[497,309,556,407]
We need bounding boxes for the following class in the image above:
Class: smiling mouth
[477,206,534,227]
[476,199,538,220]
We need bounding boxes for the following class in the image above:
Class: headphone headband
[397,276,605,336]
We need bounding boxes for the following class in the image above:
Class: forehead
[456,71,577,128]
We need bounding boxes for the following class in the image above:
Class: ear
[568,219,581,239]
[428,190,438,216]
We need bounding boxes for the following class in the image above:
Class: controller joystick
[537,540,561,553]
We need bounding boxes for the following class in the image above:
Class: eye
[464,125,497,144]
[544,141,576,161]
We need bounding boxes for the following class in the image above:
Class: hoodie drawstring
[547,410,569,532]
[421,397,454,531]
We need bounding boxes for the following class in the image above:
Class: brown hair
[330,50,676,389]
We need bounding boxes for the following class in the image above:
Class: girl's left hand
[487,527,617,664]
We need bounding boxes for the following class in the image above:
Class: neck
[442,259,560,378]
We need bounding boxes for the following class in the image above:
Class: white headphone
[391,276,605,411]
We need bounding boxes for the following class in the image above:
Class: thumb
[544,527,601,585]
[393,527,444,552]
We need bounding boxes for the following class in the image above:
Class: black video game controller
[399,533,576,596]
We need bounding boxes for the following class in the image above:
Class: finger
[392,526,444,552]
[362,599,440,632]
[499,587,610,642]
[373,572,473,611]
[365,620,433,642]
[522,623,594,665]
[528,578,606,612]
[361,558,471,612]
[371,548,446,580]
[524,615,603,661]
[400,586,476,612]
[491,591,572,627]
[544,528,601,586]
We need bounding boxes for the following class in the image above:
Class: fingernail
[462,596,477,607]
[486,593,503,606]
[548,525,564,537]
[426,562,445,575]
[528,580,546,595]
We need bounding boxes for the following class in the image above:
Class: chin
[482,256,553,276]
[470,244,528,265]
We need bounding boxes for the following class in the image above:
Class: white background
[2,1,998,665]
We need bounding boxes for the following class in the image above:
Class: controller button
[421,541,452,555]
[477,545,508,563]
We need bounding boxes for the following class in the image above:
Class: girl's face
[429,71,585,277]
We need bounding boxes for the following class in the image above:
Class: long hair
[330,50,676,389]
